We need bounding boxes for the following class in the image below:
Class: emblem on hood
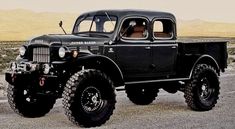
[71,41,96,45]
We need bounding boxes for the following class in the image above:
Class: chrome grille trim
[33,47,50,63]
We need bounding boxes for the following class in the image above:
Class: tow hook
[39,77,46,87]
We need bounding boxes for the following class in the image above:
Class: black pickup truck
[5,10,228,127]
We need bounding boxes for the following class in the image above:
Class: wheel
[62,69,116,127]
[125,85,159,105]
[7,83,56,117]
[184,64,220,111]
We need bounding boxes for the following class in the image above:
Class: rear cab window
[153,19,174,39]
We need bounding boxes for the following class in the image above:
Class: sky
[0,0,235,23]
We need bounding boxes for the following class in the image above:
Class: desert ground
[0,68,234,129]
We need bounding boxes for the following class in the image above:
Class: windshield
[74,14,117,34]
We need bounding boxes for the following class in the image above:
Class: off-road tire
[184,64,220,111]
[62,69,116,127]
[125,85,159,105]
[7,84,56,117]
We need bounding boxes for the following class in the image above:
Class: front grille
[33,47,50,63]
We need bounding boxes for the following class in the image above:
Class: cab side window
[120,18,148,39]
[153,19,173,39]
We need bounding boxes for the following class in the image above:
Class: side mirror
[59,21,63,27]
[129,21,136,27]
[59,21,67,34]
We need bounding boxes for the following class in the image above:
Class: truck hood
[29,34,110,46]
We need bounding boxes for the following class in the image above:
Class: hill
[0,9,235,41]
[178,19,235,37]
[0,9,77,40]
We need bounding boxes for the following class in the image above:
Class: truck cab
[111,15,177,82]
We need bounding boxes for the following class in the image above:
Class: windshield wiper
[89,15,95,32]
[105,12,115,28]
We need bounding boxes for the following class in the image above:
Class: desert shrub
[228,56,235,64]
[0,41,26,73]
[0,40,234,73]
[228,48,235,55]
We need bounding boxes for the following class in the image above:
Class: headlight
[58,47,66,58]
[19,46,26,56]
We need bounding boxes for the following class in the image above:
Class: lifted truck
[5,10,228,127]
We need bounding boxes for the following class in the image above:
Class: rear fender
[189,55,220,78]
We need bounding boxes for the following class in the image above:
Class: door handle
[145,46,151,50]
[171,46,177,49]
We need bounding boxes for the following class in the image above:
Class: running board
[125,78,190,85]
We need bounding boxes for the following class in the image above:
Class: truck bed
[176,38,228,74]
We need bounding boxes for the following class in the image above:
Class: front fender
[74,55,124,87]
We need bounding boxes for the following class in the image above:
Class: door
[151,41,178,76]
[115,17,152,81]
[115,41,151,80]
[151,18,177,76]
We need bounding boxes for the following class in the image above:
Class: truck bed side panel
[177,41,227,77]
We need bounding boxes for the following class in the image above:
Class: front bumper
[5,61,62,86]
[5,72,32,85]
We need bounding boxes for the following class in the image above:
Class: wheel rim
[81,86,104,113]
[199,77,213,100]
[21,89,36,103]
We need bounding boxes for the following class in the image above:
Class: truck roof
[79,9,176,21]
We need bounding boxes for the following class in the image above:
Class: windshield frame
[73,14,118,35]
